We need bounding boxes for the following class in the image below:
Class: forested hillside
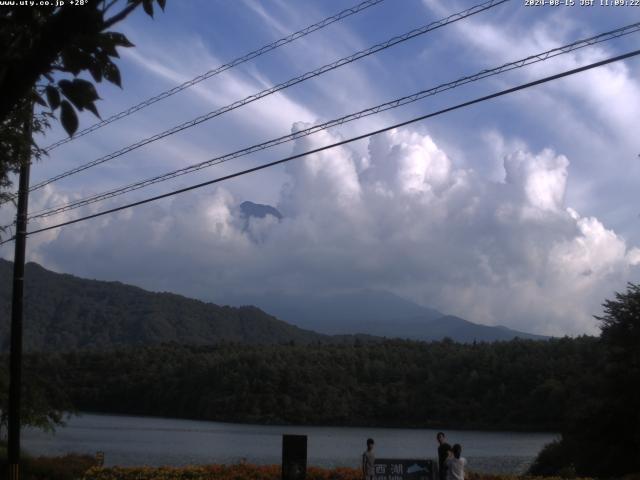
[0,259,329,351]
[16,337,600,431]
[1,259,547,348]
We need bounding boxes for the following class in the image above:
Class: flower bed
[80,464,606,480]
[82,464,362,480]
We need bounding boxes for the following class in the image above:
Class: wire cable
[26,21,640,221]
[23,0,509,195]
[41,0,387,152]
[0,47,634,246]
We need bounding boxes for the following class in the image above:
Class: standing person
[436,432,451,480]
[362,438,376,480]
[445,444,466,480]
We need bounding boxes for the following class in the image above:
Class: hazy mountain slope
[231,290,443,334]
[234,291,547,342]
[0,259,327,351]
[0,259,546,350]
[412,315,547,342]
[231,201,547,342]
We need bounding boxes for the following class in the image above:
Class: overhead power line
[26,21,640,221]
[42,0,387,152]
[23,0,508,195]
[0,48,635,247]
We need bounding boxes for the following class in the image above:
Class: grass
[1,441,98,480]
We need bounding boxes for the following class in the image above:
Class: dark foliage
[2,337,601,431]
[530,283,640,477]
[0,444,97,480]
[527,441,572,477]
[0,0,165,206]
[0,0,166,130]
[23,453,98,480]
[0,259,332,351]
[0,355,73,437]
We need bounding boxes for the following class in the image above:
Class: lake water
[22,413,557,474]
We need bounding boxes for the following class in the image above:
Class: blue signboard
[374,458,435,480]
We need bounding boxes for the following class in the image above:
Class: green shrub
[527,440,573,477]
[1,451,97,480]
[25,453,98,480]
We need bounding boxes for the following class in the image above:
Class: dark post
[282,434,307,480]
[7,111,32,480]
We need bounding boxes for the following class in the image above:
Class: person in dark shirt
[436,432,451,480]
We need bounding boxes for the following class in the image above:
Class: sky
[2,0,640,336]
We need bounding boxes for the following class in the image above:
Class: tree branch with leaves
[0,0,166,203]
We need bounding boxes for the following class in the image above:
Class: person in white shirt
[362,438,376,480]
[445,444,466,480]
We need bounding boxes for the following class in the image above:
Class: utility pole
[7,107,32,480]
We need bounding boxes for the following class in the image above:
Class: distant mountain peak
[240,201,282,220]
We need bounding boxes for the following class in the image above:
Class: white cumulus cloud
[5,126,638,337]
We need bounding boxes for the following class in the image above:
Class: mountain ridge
[0,259,332,351]
[0,259,547,351]
[230,289,548,341]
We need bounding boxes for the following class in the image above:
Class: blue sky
[2,0,640,336]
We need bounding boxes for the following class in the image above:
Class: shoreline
[66,411,559,435]
[22,413,554,475]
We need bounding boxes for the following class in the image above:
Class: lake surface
[23,413,557,474]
